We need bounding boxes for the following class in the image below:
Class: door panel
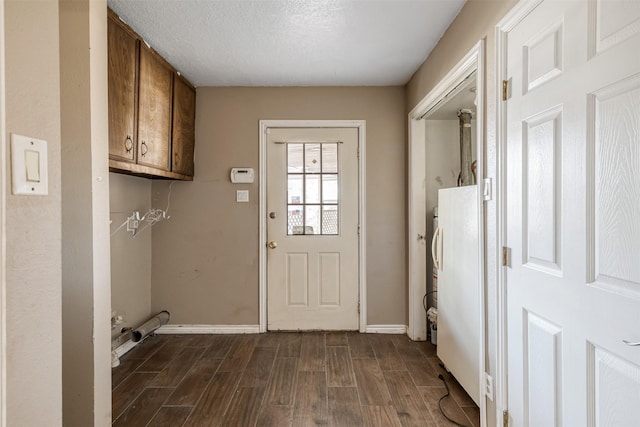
[267,128,359,330]
[137,46,172,171]
[505,1,640,425]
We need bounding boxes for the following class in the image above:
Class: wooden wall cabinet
[108,10,196,180]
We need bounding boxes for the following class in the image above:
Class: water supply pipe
[458,109,474,186]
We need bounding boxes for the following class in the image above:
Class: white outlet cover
[236,190,249,203]
[11,133,48,196]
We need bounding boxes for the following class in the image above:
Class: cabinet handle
[124,136,133,153]
[141,141,148,156]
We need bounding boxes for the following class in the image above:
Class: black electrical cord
[437,374,469,427]
[423,290,438,312]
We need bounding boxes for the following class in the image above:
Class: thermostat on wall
[230,168,254,184]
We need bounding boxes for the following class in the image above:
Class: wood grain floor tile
[150,347,205,387]
[405,359,442,387]
[112,372,158,420]
[113,387,172,427]
[126,335,168,360]
[392,335,431,362]
[351,359,393,406]
[221,387,266,426]
[112,333,480,426]
[328,387,363,426]
[182,371,240,427]
[418,386,470,427]
[276,333,302,358]
[135,342,183,372]
[165,357,221,406]
[360,406,403,427]
[239,346,277,387]
[146,406,193,427]
[383,370,433,426]
[371,337,406,371]
[201,334,237,359]
[298,333,325,372]
[218,335,257,372]
[293,371,328,425]
[327,346,356,387]
[256,405,294,427]
[265,357,298,405]
[112,356,145,390]
[347,332,375,358]
[462,406,481,427]
[325,332,348,346]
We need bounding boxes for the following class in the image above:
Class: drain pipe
[132,310,170,342]
[458,109,474,186]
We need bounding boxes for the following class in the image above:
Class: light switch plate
[11,133,48,195]
[236,190,249,203]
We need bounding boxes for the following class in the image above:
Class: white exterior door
[266,127,359,330]
[504,0,640,425]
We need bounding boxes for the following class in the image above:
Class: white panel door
[504,0,640,425]
[267,128,359,330]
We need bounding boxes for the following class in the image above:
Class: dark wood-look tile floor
[112,332,480,426]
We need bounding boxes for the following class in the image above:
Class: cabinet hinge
[502,79,510,101]
[502,246,511,267]
[503,410,509,427]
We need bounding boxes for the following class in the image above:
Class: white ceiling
[107,0,466,87]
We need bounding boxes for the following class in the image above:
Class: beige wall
[60,0,111,424]
[4,0,62,424]
[405,0,516,424]
[110,173,152,330]
[151,87,407,326]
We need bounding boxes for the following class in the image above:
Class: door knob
[269,212,277,219]
[268,241,278,249]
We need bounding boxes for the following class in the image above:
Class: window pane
[305,144,321,173]
[322,206,339,235]
[322,144,338,173]
[288,175,303,204]
[288,205,304,235]
[305,175,321,204]
[322,174,338,203]
[305,205,321,235]
[287,144,303,173]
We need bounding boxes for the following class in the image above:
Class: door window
[286,143,339,235]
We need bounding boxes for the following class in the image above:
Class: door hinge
[357,224,361,235]
[502,79,510,101]
[503,410,509,427]
[502,246,511,267]
[483,178,492,201]
[358,302,360,314]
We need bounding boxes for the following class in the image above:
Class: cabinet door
[137,46,172,171]
[172,77,196,176]
[108,15,137,162]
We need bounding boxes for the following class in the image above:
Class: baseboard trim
[114,339,138,359]
[364,325,408,334]
[156,324,261,334]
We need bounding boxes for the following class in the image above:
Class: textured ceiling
[107,0,466,87]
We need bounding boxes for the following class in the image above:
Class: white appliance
[432,185,480,405]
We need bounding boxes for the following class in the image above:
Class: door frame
[258,120,367,333]
[494,0,545,423]
[0,0,6,423]
[407,40,486,419]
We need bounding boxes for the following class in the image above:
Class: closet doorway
[407,39,486,417]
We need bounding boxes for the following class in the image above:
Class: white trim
[114,339,139,359]
[363,325,407,334]
[407,41,487,425]
[156,324,261,334]
[259,120,367,333]
[495,1,544,425]
[0,0,6,424]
